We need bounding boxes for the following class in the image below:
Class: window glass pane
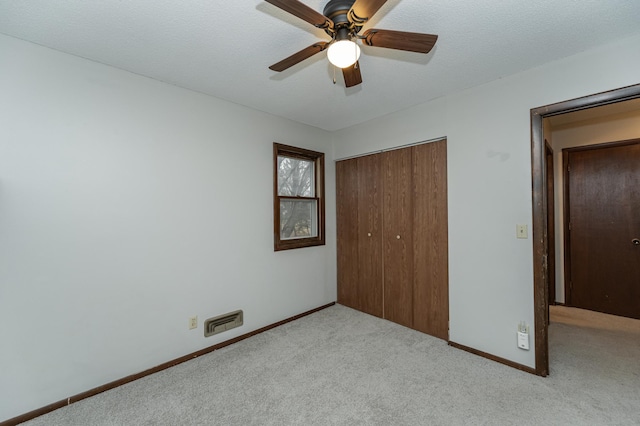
[277,156,315,197]
[280,199,318,240]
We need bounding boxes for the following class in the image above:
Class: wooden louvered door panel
[412,140,449,340]
[382,148,414,328]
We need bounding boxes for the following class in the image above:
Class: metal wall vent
[204,310,243,337]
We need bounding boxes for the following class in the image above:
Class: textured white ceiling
[1,1,639,131]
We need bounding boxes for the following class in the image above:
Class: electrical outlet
[517,321,529,350]
[189,316,198,330]
[517,331,529,350]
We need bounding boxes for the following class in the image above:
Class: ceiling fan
[265,0,438,87]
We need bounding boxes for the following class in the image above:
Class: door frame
[545,141,555,308]
[530,83,640,377]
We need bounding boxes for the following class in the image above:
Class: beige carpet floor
[550,304,640,333]
[19,304,640,425]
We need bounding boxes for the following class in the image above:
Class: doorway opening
[530,83,640,376]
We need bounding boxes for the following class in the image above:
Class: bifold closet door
[336,155,383,317]
[356,154,383,317]
[412,140,449,340]
[337,141,449,338]
[382,148,414,328]
[336,158,359,310]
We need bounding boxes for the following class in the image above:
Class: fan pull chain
[333,66,336,84]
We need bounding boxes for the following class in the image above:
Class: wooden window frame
[273,142,325,251]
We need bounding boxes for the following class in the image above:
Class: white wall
[333,33,640,368]
[550,109,640,303]
[0,34,336,422]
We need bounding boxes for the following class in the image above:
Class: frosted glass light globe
[327,40,361,69]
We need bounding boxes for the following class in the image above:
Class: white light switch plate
[516,224,528,239]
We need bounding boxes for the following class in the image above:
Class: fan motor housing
[323,0,355,26]
[323,0,363,38]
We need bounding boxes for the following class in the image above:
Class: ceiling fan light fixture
[327,39,361,69]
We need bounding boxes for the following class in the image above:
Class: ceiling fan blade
[265,0,333,30]
[362,29,438,54]
[349,0,389,23]
[269,42,330,72]
[342,62,363,88]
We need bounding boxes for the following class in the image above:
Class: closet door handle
[396,235,401,240]
[633,238,640,246]
[367,233,372,237]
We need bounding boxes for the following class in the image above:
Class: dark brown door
[412,140,449,339]
[336,155,383,317]
[565,140,640,319]
[383,148,414,327]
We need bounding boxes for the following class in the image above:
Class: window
[274,143,325,251]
